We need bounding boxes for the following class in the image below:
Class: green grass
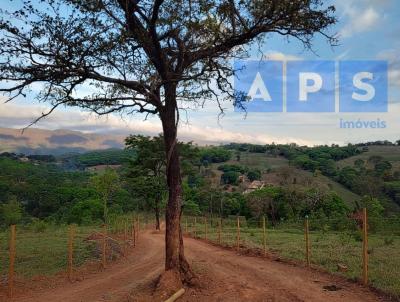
[0,213,150,279]
[185,217,400,299]
[0,225,100,278]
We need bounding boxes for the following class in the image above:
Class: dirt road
[14,230,384,302]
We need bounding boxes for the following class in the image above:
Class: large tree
[0,0,336,282]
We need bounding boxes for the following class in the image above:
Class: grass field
[337,145,400,170]
[0,215,146,280]
[186,217,400,299]
[0,225,100,278]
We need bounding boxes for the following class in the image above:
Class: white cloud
[0,101,311,145]
[262,51,302,61]
[377,48,400,87]
[339,5,380,38]
[2,99,400,146]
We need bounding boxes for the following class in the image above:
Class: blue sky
[1,0,399,145]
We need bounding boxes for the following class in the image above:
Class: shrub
[68,198,103,225]
[29,219,48,233]
[384,237,394,246]
[0,196,23,226]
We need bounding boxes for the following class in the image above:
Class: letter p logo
[299,72,323,101]
[287,61,335,112]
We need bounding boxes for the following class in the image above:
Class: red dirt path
[7,230,386,302]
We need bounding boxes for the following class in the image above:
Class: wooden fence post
[102,224,107,269]
[194,217,197,238]
[137,216,140,242]
[204,217,208,240]
[236,216,240,251]
[218,218,221,245]
[68,225,75,282]
[304,217,310,267]
[263,216,267,257]
[8,224,16,300]
[124,220,128,257]
[362,208,368,285]
[132,216,136,247]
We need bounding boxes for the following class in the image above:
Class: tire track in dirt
[12,230,386,302]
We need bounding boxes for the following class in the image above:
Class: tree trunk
[160,85,195,283]
[155,199,160,230]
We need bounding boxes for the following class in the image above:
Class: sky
[1,0,399,146]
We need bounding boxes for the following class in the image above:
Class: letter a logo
[247,72,272,101]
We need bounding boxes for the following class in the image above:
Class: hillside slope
[212,152,361,206]
[337,145,400,170]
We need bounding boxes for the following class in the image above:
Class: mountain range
[0,127,127,155]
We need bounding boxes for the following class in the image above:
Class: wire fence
[0,211,398,300]
[183,211,400,299]
[0,212,153,300]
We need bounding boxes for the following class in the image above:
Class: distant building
[244,180,265,194]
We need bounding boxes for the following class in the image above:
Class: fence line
[0,211,398,298]
[2,214,153,295]
[181,208,400,295]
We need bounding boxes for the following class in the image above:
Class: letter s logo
[352,72,375,102]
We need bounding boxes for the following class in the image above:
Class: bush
[29,219,48,233]
[384,237,394,246]
[247,169,261,181]
[352,231,363,242]
[221,171,240,185]
[200,147,231,163]
[0,196,23,226]
[68,199,103,225]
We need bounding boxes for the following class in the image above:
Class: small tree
[90,168,120,223]
[125,134,200,230]
[125,135,167,230]
[247,169,261,182]
[0,0,337,282]
[0,196,23,226]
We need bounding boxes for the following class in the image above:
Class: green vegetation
[59,149,136,169]
[0,224,98,278]
[0,139,399,297]
[200,147,231,164]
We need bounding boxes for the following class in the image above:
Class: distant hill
[0,127,127,155]
[210,152,361,207]
[337,145,400,170]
